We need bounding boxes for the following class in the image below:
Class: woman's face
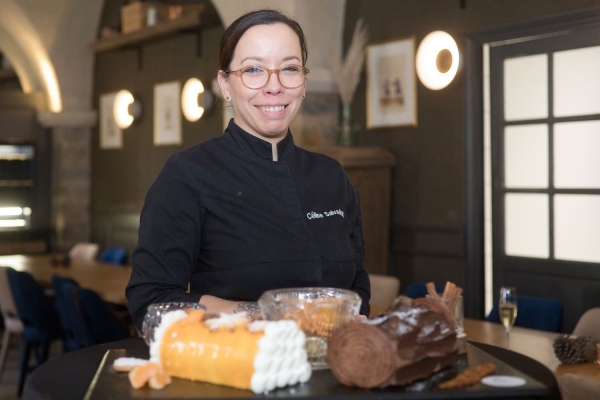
[218,23,306,142]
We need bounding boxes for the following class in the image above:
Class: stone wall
[51,126,91,252]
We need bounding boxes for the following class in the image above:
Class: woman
[126,9,370,330]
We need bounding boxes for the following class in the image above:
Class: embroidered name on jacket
[307,209,344,219]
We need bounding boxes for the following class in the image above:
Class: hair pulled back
[219,9,308,73]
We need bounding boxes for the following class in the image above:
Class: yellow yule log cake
[148,309,312,393]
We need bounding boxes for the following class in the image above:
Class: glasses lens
[241,66,305,89]
[278,66,305,88]
[241,66,267,89]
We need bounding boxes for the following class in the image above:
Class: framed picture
[366,36,418,129]
[154,81,182,146]
[99,92,123,149]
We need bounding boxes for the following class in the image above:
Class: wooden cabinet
[308,146,395,275]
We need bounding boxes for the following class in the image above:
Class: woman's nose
[263,71,283,94]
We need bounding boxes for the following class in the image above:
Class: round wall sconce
[182,78,214,122]
[113,90,142,129]
[416,31,459,90]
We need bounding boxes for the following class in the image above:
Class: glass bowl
[258,287,361,370]
[142,302,206,345]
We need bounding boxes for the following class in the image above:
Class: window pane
[554,121,600,188]
[505,193,549,258]
[504,124,548,188]
[554,46,600,117]
[555,194,600,263]
[504,54,548,121]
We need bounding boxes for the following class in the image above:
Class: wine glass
[499,286,518,341]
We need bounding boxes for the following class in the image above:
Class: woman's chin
[255,124,288,140]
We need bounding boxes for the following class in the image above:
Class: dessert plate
[481,375,527,387]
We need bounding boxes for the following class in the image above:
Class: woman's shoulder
[295,146,344,170]
[170,136,229,164]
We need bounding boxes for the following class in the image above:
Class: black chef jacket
[126,120,370,330]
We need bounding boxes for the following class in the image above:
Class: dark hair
[219,9,308,72]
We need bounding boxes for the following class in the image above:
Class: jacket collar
[224,119,294,160]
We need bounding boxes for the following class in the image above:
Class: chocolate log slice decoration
[328,296,458,388]
[326,322,398,388]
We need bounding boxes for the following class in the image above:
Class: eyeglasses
[223,65,310,90]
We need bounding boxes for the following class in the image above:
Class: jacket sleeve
[126,153,203,331]
[348,184,371,316]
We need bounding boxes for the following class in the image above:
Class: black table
[22,338,560,400]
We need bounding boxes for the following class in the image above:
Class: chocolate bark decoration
[328,296,458,389]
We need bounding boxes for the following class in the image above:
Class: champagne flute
[499,287,518,340]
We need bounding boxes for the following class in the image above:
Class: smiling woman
[125,9,371,331]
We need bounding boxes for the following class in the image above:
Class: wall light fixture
[416,31,459,90]
[113,90,142,129]
[181,78,214,122]
[0,207,31,229]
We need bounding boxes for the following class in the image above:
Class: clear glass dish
[142,302,206,345]
[258,287,361,370]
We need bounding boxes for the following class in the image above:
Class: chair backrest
[51,275,84,351]
[60,281,95,349]
[6,268,61,339]
[369,274,400,315]
[75,286,129,345]
[572,308,600,340]
[558,373,600,400]
[98,247,127,265]
[402,281,446,299]
[486,295,563,332]
[68,242,100,261]
[0,266,24,333]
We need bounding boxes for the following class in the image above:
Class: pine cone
[553,335,599,364]
[576,336,598,362]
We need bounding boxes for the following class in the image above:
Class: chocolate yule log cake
[327,296,458,388]
[146,309,312,393]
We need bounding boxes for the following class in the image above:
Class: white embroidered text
[307,209,344,219]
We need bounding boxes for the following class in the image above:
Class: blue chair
[51,275,85,352]
[71,285,129,346]
[98,246,127,265]
[7,268,62,396]
[486,295,563,332]
[402,281,446,299]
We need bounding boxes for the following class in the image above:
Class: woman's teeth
[260,106,284,112]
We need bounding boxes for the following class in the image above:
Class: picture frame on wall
[154,81,182,146]
[366,36,418,129]
[99,92,123,149]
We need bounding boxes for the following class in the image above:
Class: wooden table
[0,254,131,305]
[465,318,600,381]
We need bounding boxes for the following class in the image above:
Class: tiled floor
[0,332,61,400]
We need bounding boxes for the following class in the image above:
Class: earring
[302,94,305,99]
[225,97,230,101]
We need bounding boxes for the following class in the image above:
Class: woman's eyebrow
[282,56,301,62]
[240,56,264,64]
[239,55,301,64]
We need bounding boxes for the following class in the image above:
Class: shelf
[0,180,33,187]
[90,12,205,53]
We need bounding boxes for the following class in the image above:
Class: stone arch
[0,0,62,112]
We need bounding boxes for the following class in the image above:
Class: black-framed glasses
[223,65,310,90]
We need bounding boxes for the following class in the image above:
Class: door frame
[463,7,600,319]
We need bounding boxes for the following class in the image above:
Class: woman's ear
[217,71,231,102]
